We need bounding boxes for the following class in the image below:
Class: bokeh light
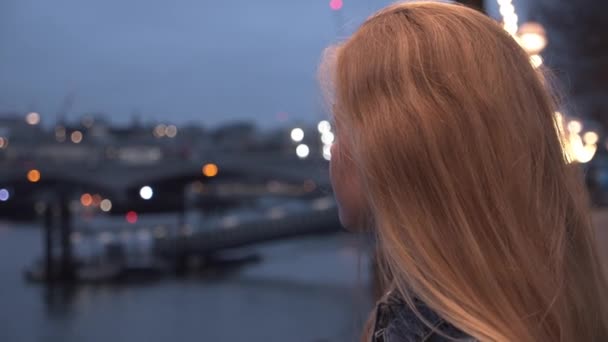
[140,186,154,200]
[0,189,10,202]
[321,132,335,145]
[27,169,41,183]
[71,131,83,144]
[317,120,331,134]
[517,22,547,55]
[0,137,8,149]
[583,131,599,145]
[126,211,138,224]
[567,120,583,134]
[530,54,543,68]
[329,0,343,11]
[154,124,167,138]
[202,163,219,177]
[100,199,112,212]
[80,193,93,207]
[290,128,304,142]
[165,125,178,138]
[296,144,310,159]
[323,144,332,161]
[497,0,519,36]
[25,112,40,125]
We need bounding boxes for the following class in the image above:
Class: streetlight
[317,120,331,134]
[296,144,310,159]
[517,22,547,55]
[290,128,304,142]
[26,112,40,125]
[140,186,153,200]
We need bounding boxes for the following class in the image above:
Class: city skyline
[0,0,510,127]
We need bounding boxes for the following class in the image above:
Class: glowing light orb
[296,144,310,159]
[126,211,138,224]
[27,169,41,183]
[290,128,304,142]
[0,189,9,202]
[330,0,343,11]
[139,186,153,200]
[202,163,219,177]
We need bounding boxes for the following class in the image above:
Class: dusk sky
[0,0,519,127]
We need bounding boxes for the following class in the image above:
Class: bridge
[0,152,331,217]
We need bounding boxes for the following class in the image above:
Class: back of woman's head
[321,1,608,341]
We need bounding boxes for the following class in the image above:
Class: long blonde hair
[321,2,608,341]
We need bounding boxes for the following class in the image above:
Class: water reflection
[0,222,373,342]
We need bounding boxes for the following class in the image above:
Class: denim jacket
[371,293,475,342]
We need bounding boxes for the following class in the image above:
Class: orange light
[80,193,93,207]
[202,163,219,177]
[27,169,41,183]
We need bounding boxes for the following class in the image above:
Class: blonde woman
[321,1,608,341]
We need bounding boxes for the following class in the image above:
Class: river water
[0,221,373,342]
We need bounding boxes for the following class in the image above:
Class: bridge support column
[59,196,74,281]
[43,202,56,282]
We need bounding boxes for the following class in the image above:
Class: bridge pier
[43,202,56,282]
[59,195,74,281]
[40,194,75,282]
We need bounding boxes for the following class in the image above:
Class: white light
[517,22,547,55]
[530,55,543,68]
[165,125,178,138]
[499,4,515,16]
[583,131,599,145]
[291,128,304,142]
[154,124,166,138]
[100,199,112,212]
[323,144,332,161]
[520,33,547,55]
[504,23,519,36]
[567,120,583,134]
[139,186,153,200]
[296,144,310,159]
[497,0,519,36]
[321,131,335,145]
[317,120,331,134]
[25,112,40,125]
[560,127,599,164]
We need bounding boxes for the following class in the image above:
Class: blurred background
[0,0,606,341]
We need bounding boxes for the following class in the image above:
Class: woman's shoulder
[372,293,475,342]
